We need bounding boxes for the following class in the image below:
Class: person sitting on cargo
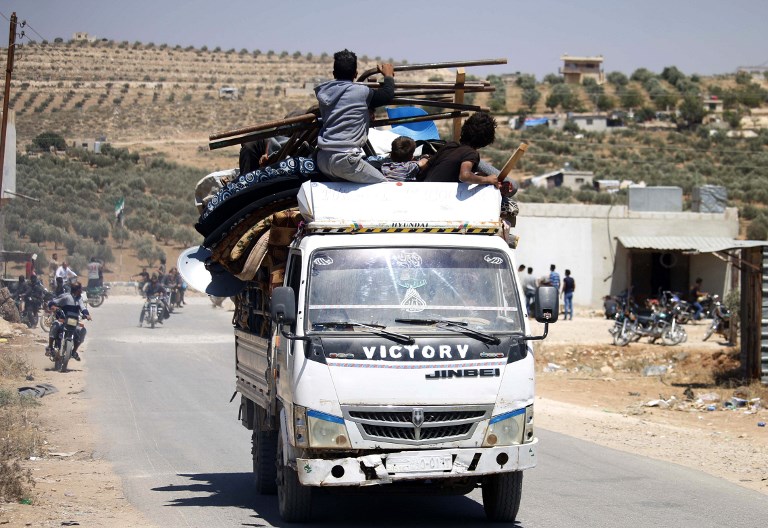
[421,112,501,187]
[421,112,518,220]
[381,136,429,182]
[314,49,395,183]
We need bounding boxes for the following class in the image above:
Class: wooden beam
[452,68,466,141]
[497,142,529,182]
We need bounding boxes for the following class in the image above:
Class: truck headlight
[307,409,351,448]
[483,408,526,446]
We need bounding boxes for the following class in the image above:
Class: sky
[1,0,767,79]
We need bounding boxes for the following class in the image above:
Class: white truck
[232,181,558,522]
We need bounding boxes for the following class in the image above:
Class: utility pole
[0,11,17,204]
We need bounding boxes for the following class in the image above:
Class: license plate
[66,317,79,326]
[386,454,453,473]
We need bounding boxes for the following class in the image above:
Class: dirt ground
[0,307,766,526]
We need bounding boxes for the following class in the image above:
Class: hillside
[2,41,446,146]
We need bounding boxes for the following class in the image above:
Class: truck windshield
[307,247,523,334]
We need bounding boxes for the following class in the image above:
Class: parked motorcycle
[703,295,731,342]
[630,303,687,345]
[50,314,82,372]
[85,284,110,308]
[608,300,635,347]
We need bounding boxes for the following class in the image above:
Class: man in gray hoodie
[315,49,395,183]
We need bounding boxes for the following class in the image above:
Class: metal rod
[394,87,494,97]
[357,58,507,81]
[362,81,491,89]
[209,122,317,150]
[390,97,485,112]
[209,113,316,141]
[372,111,469,128]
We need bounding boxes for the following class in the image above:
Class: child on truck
[381,136,429,182]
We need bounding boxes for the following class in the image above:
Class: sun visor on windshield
[297,181,501,234]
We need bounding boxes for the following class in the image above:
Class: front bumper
[296,438,537,486]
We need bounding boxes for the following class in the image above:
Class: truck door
[277,252,302,399]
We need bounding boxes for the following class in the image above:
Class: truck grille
[342,405,492,445]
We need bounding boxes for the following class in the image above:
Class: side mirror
[534,286,559,323]
[271,287,296,325]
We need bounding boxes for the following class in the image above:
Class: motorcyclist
[46,281,91,362]
[12,276,26,313]
[55,261,78,286]
[20,274,47,320]
[53,276,66,296]
[131,268,150,295]
[163,267,183,307]
[140,274,171,325]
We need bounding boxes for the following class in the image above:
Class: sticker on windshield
[392,252,427,289]
[484,255,503,265]
[401,287,427,313]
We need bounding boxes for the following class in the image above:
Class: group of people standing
[519,264,576,320]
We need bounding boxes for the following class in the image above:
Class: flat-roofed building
[560,55,605,85]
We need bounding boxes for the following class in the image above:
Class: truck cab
[234,181,557,522]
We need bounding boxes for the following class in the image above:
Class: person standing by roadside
[562,269,575,320]
[25,254,38,279]
[48,253,59,285]
[86,257,103,289]
[548,264,561,293]
[522,267,537,317]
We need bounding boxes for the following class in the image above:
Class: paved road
[86,298,768,527]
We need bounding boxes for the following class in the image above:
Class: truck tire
[482,470,523,522]
[253,417,278,495]
[277,424,312,522]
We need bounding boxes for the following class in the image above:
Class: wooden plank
[452,68,465,141]
[497,142,529,182]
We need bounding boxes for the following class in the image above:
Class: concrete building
[559,55,605,85]
[569,113,608,132]
[513,202,741,308]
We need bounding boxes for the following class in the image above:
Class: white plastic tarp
[297,181,501,229]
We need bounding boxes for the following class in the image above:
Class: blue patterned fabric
[200,157,318,222]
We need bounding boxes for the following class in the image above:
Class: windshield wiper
[395,318,501,345]
[313,321,415,345]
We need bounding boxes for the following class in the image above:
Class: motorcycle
[703,295,731,342]
[629,303,687,345]
[608,300,635,347]
[50,314,82,373]
[40,305,57,333]
[140,294,165,329]
[85,284,110,308]
[168,286,182,309]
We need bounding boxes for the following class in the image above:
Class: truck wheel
[276,424,312,522]
[252,416,278,495]
[482,470,523,522]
